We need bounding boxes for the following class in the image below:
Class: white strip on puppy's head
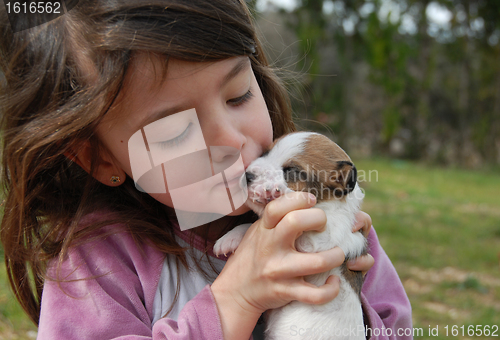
[245,132,358,216]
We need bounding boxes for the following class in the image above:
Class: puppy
[214,132,366,340]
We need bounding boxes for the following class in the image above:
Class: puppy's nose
[246,171,256,184]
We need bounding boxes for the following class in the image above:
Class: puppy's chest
[294,200,363,257]
[294,198,367,296]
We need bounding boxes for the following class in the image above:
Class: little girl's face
[97,54,273,217]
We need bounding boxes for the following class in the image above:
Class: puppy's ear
[330,161,357,197]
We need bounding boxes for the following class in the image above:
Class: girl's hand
[211,192,345,340]
[346,211,374,274]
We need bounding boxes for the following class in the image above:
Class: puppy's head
[245,132,358,215]
[282,133,357,200]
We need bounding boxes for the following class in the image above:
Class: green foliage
[276,0,500,165]
[381,105,401,142]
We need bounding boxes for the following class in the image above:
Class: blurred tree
[246,0,258,13]
[274,0,500,166]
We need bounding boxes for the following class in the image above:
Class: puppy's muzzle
[245,171,256,184]
[245,169,288,204]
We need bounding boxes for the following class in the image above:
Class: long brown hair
[0,0,295,325]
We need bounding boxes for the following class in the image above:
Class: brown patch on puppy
[283,134,357,202]
[341,262,365,296]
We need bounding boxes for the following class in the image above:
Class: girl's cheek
[248,71,273,145]
[261,113,274,150]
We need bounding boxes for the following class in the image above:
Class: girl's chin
[226,203,251,216]
[150,189,250,216]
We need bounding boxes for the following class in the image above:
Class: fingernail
[327,275,340,285]
[346,259,356,267]
[308,193,316,203]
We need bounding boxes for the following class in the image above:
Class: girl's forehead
[125,53,249,91]
[123,53,174,93]
[105,53,250,124]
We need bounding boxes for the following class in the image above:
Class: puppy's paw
[213,223,251,257]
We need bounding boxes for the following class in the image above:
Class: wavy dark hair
[0,0,295,325]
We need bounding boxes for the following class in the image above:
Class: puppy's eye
[283,166,305,182]
[283,166,296,176]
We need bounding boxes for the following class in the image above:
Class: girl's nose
[201,111,247,163]
[209,144,241,164]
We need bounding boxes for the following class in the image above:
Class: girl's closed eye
[157,122,193,149]
[227,89,254,107]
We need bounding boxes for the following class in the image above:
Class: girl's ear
[64,141,126,187]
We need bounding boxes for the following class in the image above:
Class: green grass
[356,158,500,338]
[0,262,37,339]
[357,159,500,271]
[0,157,499,339]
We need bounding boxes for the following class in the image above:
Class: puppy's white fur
[214,132,366,340]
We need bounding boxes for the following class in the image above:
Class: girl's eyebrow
[137,58,251,130]
[219,57,250,89]
[139,104,185,131]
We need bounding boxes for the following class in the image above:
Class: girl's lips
[215,171,245,188]
[228,172,246,188]
[229,171,245,182]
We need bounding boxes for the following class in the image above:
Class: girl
[0,1,412,339]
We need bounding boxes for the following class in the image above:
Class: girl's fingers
[268,247,346,278]
[291,247,345,277]
[275,208,327,244]
[261,192,316,230]
[353,211,372,237]
[286,275,341,305]
[346,254,374,274]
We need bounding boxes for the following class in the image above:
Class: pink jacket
[37,220,412,339]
